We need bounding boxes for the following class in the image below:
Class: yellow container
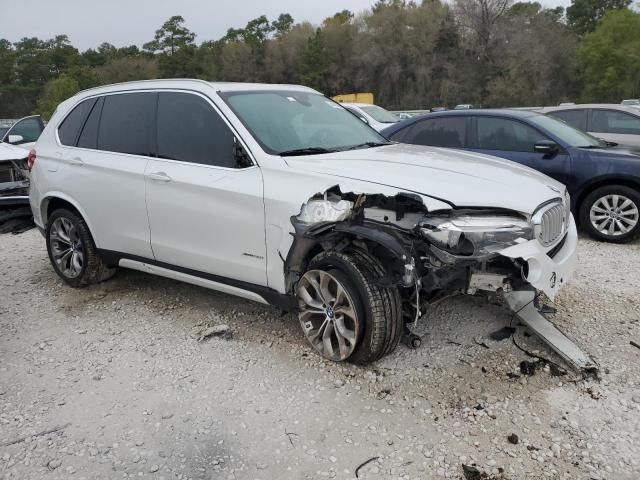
[331,93,374,105]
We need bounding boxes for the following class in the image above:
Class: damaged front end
[286,185,577,329]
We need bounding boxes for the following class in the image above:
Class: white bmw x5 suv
[30,80,577,363]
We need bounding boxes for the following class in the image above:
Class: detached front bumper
[499,214,578,300]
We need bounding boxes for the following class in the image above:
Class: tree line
[0,0,638,119]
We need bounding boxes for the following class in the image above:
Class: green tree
[567,0,631,34]
[579,9,640,101]
[143,15,196,55]
[272,13,294,37]
[35,75,80,119]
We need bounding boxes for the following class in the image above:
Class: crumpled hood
[285,143,566,214]
[0,142,28,162]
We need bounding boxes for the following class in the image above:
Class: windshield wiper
[279,147,335,157]
[344,141,393,151]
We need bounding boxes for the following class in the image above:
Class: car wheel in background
[579,185,640,243]
[296,250,403,364]
[46,208,117,287]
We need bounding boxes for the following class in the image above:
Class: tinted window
[58,99,96,146]
[395,117,466,147]
[98,93,155,156]
[548,110,586,131]
[8,117,44,144]
[157,92,237,168]
[591,110,640,135]
[477,117,547,151]
[77,97,104,149]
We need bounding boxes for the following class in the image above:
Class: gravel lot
[1,229,639,480]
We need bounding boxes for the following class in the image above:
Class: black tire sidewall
[579,185,640,243]
[46,209,90,287]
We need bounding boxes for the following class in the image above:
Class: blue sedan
[382,109,640,243]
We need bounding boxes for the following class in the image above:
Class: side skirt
[97,250,297,312]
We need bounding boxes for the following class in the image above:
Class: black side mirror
[534,140,559,156]
[233,137,253,168]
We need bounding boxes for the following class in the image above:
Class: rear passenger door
[145,91,267,286]
[56,92,156,258]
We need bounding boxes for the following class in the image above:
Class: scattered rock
[507,433,519,445]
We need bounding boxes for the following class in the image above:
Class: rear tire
[46,208,117,287]
[579,185,640,243]
[296,250,402,364]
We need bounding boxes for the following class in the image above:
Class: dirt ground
[1,229,639,480]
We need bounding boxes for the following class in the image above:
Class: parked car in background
[30,80,576,363]
[1,115,45,149]
[340,102,399,131]
[540,104,640,149]
[0,142,34,233]
[621,99,640,107]
[382,109,640,243]
[454,104,476,110]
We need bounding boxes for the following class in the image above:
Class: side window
[98,92,156,156]
[58,99,97,146]
[548,110,586,131]
[156,92,237,168]
[397,117,466,148]
[477,117,547,152]
[591,110,640,135]
[77,97,104,149]
[7,117,45,144]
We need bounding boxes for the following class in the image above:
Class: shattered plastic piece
[520,360,538,376]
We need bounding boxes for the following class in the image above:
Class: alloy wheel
[589,194,639,237]
[49,217,84,278]
[297,270,360,361]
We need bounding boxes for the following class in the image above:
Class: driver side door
[468,116,572,187]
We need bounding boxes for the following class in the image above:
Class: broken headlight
[420,213,533,257]
[296,199,354,225]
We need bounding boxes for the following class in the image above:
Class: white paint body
[30,80,576,302]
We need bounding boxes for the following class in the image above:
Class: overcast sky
[0,0,571,51]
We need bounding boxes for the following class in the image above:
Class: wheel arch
[284,222,410,294]
[41,193,98,244]
[573,176,640,215]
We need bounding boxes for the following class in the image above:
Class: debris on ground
[489,326,516,341]
[355,456,380,478]
[507,433,519,444]
[196,324,232,341]
[519,360,539,376]
[631,340,640,351]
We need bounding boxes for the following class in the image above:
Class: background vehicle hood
[284,143,565,214]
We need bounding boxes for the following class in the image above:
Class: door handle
[146,171,172,182]
[65,157,84,166]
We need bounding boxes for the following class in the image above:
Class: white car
[541,104,640,149]
[29,80,577,363]
[340,102,399,131]
[1,115,45,150]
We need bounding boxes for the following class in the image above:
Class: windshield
[222,91,388,155]
[360,105,399,123]
[529,114,601,147]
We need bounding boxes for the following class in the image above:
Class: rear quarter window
[58,98,97,146]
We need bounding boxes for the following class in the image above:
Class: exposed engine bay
[286,185,577,329]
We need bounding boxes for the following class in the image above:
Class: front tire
[296,250,403,364]
[579,185,640,243]
[46,208,117,287]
